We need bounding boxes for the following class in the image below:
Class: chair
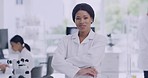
[31,66,42,78]
[0,49,5,59]
[42,53,54,78]
[66,27,95,35]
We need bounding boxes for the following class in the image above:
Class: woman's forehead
[75,10,91,18]
[11,42,18,45]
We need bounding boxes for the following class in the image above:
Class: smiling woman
[72,3,95,43]
[51,3,107,78]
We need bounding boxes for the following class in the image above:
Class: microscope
[107,33,114,52]
[7,58,31,78]
[107,33,114,47]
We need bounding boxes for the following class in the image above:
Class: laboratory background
[0,0,148,78]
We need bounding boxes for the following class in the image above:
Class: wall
[0,0,4,28]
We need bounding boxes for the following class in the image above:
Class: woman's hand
[0,64,9,73]
[76,67,98,77]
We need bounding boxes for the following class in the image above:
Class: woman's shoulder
[22,48,33,56]
[60,34,73,41]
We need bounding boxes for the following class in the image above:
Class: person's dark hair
[10,35,31,51]
[72,3,95,23]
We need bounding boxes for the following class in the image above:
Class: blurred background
[0,0,148,78]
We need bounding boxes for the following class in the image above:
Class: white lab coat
[52,30,107,78]
[18,48,34,71]
[138,15,148,70]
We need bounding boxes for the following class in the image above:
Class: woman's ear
[91,18,93,24]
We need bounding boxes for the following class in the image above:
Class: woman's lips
[79,25,86,28]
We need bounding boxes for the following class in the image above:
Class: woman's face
[10,42,21,52]
[75,10,92,32]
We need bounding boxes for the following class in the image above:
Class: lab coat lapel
[81,30,95,44]
[72,31,80,44]
[71,30,95,44]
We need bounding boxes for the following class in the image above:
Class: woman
[10,35,34,71]
[138,14,148,78]
[52,3,107,78]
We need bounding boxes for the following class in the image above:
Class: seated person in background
[10,35,34,71]
[0,63,9,73]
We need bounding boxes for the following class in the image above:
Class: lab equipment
[7,58,31,78]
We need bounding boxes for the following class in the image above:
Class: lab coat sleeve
[28,53,34,71]
[139,17,148,43]
[51,37,80,78]
[66,36,107,67]
[138,16,148,69]
[22,52,34,71]
[138,16,148,53]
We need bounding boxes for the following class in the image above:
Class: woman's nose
[80,19,85,23]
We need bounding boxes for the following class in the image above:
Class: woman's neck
[78,30,90,43]
[19,47,24,52]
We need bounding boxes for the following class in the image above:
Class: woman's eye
[84,17,88,19]
[76,18,80,20]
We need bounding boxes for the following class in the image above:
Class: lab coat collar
[72,29,95,44]
[19,47,28,54]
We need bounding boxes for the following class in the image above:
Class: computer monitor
[66,27,95,35]
[0,29,8,59]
